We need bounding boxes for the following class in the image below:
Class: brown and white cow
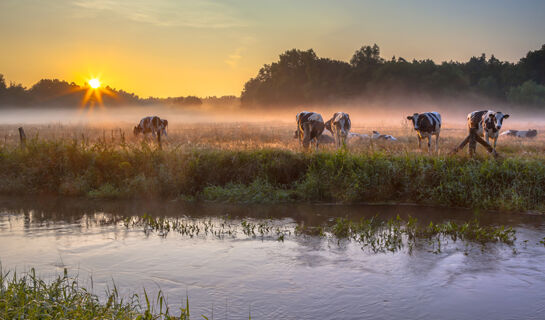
[134,116,168,139]
[500,129,537,138]
[295,111,325,150]
[325,112,351,148]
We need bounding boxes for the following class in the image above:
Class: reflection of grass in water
[330,216,516,254]
[0,267,197,320]
[129,214,516,254]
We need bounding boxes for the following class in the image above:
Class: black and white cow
[371,131,397,141]
[134,116,168,139]
[468,110,509,152]
[406,112,441,152]
[293,131,335,144]
[295,111,325,150]
[500,129,537,138]
[325,112,351,148]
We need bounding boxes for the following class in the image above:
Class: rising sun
[89,78,101,89]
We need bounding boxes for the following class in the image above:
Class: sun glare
[89,78,101,89]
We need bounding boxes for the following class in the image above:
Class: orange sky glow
[1,0,544,98]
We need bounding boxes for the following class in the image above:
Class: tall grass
[1,137,544,212]
[0,267,192,319]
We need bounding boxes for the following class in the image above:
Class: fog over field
[0,101,543,130]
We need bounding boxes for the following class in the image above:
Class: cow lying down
[372,131,397,141]
[293,131,335,144]
[500,129,538,138]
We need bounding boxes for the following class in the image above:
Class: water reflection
[1,196,545,319]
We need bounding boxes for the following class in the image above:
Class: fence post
[18,127,26,149]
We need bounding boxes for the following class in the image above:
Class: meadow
[0,121,544,212]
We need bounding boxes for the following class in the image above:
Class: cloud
[225,47,244,68]
[73,0,246,29]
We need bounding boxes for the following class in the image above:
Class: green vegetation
[128,214,516,254]
[1,140,544,212]
[0,268,192,319]
[329,216,515,253]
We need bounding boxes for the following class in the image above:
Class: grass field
[0,122,544,212]
[1,120,544,156]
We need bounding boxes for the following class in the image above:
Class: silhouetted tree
[241,43,545,108]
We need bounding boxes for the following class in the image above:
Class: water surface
[1,196,544,319]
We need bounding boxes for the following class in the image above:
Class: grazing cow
[372,131,397,141]
[134,116,168,139]
[500,129,537,138]
[406,112,441,152]
[325,112,351,148]
[295,111,325,150]
[453,110,509,156]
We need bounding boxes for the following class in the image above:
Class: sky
[1,0,544,98]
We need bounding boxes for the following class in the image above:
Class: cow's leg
[493,137,498,151]
[435,134,439,153]
[427,136,431,153]
[297,127,303,147]
[302,123,311,150]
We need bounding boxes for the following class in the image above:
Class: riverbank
[1,140,544,212]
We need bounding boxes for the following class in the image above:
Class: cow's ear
[406,116,413,120]
[503,114,510,119]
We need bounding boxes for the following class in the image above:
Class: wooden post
[18,127,26,148]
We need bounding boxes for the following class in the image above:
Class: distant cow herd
[135,109,538,156]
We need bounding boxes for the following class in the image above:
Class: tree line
[2,44,545,109]
[0,75,238,109]
[241,44,545,108]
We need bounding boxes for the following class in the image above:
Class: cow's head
[485,111,509,132]
[528,129,538,137]
[406,113,420,130]
[133,126,142,136]
[334,113,350,137]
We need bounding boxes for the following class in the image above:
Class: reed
[0,267,193,319]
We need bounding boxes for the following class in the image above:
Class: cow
[295,111,325,150]
[500,129,537,138]
[453,110,509,156]
[133,116,168,139]
[348,132,370,141]
[372,131,397,141]
[406,112,441,152]
[469,110,509,153]
[325,112,351,148]
[293,131,334,144]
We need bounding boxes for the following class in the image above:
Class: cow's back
[468,110,487,129]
